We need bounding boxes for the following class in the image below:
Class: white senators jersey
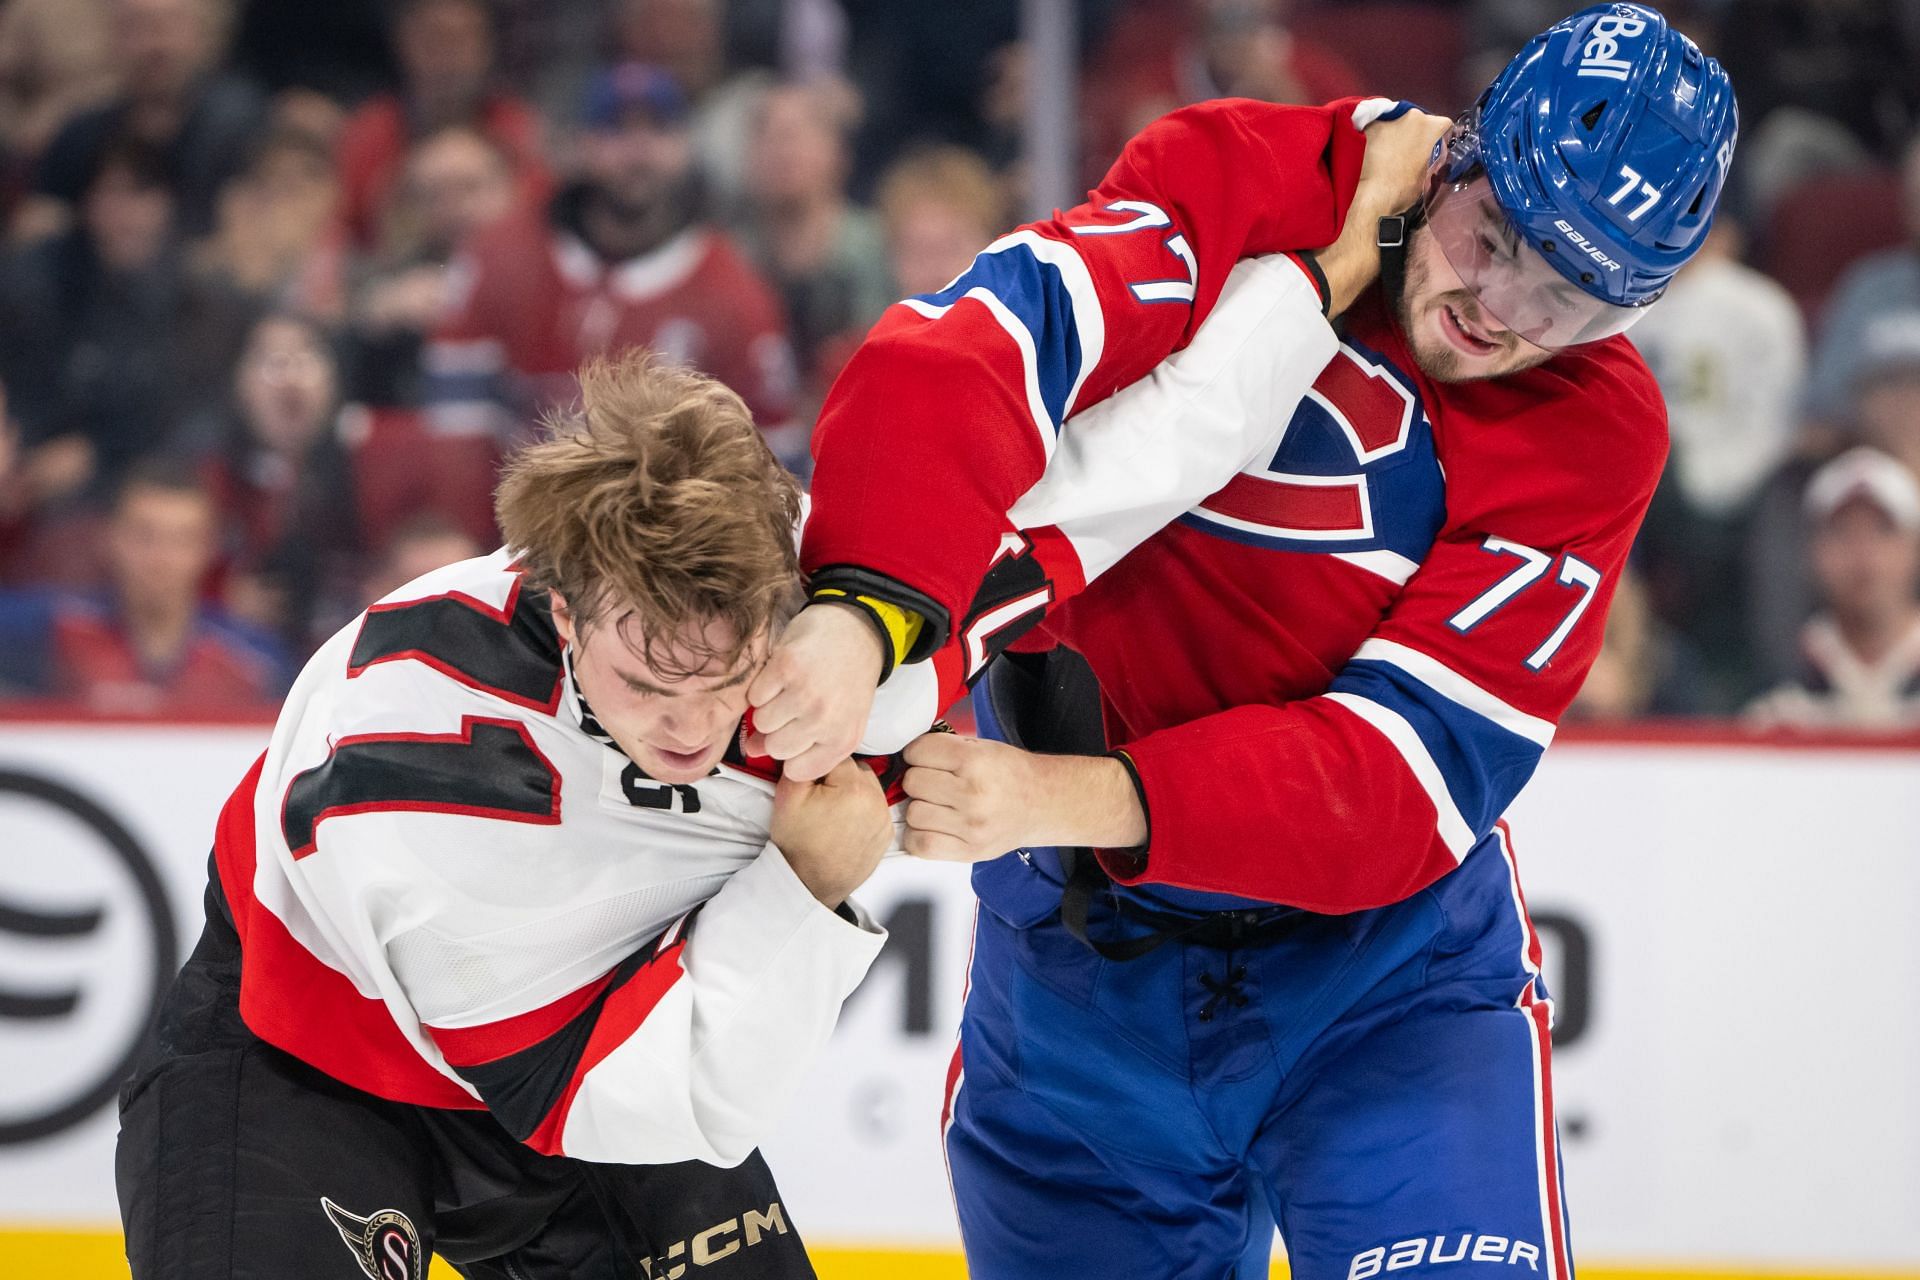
[212,548,886,1167]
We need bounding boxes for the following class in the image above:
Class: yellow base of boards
[6,1229,1916,1280]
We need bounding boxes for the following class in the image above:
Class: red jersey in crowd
[48,596,288,715]
[1080,0,1365,185]
[334,92,554,250]
[424,200,799,454]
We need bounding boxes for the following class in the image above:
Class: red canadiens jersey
[424,211,798,445]
[50,599,286,714]
[804,97,1668,917]
[215,549,884,1167]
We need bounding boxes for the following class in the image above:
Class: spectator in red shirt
[424,63,800,466]
[333,0,552,252]
[0,459,289,713]
[344,124,521,405]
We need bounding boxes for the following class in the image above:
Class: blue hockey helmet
[1422,3,1737,347]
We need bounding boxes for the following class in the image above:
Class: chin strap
[1378,205,1421,310]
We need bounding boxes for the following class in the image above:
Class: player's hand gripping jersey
[808,97,1373,646]
[806,97,1669,914]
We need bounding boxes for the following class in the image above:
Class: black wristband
[807,565,952,662]
[1102,749,1152,868]
[1295,249,1332,317]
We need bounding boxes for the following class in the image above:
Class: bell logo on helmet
[1577,13,1648,80]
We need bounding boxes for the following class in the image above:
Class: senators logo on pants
[321,1197,425,1280]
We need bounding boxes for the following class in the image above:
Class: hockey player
[758,5,1736,1276]
[114,356,897,1279]
[111,273,1390,1279]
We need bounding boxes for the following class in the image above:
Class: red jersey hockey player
[755,6,1737,1277]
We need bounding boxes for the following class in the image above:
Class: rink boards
[1,720,1916,1276]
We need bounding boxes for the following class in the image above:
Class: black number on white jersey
[348,576,565,712]
[619,764,703,814]
[282,717,562,857]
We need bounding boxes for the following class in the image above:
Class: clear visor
[1421,135,1656,349]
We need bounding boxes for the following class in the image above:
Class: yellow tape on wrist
[811,589,924,670]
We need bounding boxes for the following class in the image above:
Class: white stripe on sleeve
[1353,639,1558,748]
[1324,691,1477,859]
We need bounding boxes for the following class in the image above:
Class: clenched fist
[770,757,894,908]
[899,733,1148,862]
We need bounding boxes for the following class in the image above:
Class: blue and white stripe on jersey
[1325,639,1556,859]
[898,230,1105,462]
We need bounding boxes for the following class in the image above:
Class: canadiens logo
[321,1197,425,1280]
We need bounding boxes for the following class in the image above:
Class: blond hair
[495,355,802,678]
[875,144,1008,239]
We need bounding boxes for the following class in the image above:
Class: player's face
[556,600,767,784]
[1393,223,1555,383]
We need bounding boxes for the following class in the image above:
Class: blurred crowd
[0,0,1913,733]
